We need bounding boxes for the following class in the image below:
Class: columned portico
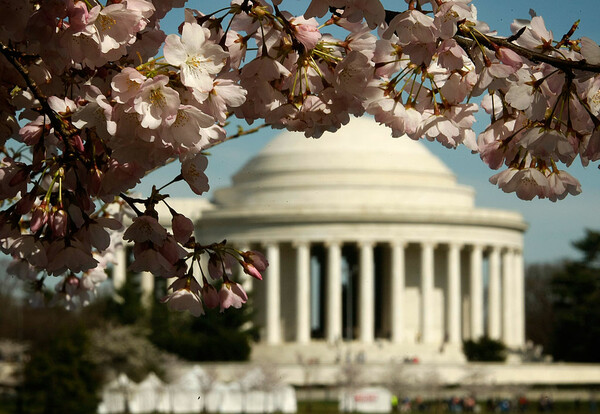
[233,239,527,355]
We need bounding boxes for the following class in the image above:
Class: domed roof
[212,117,475,211]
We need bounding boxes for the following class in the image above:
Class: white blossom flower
[164,22,228,93]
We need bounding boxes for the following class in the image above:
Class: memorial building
[115,117,527,363]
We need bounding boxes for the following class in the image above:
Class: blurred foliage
[549,229,600,362]
[463,336,507,362]
[148,285,258,361]
[88,324,170,382]
[20,318,101,414]
[88,273,258,362]
[525,262,561,354]
[0,267,258,414]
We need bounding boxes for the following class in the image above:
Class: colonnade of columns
[257,240,525,349]
[110,237,525,351]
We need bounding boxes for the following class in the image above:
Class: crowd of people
[389,394,599,413]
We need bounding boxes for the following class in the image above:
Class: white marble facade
[115,117,527,362]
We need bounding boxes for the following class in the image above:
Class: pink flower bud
[201,281,220,309]
[240,250,268,280]
[71,134,85,152]
[30,203,49,233]
[240,261,263,281]
[172,213,194,244]
[51,209,68,238]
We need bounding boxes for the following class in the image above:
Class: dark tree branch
[0,42,77,151]
[455,28,600,74]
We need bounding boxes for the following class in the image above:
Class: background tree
[148,289,258,361]
[463,336,507,362]
[88,274,258,362]
[525,262,561,353]
[20,319,101,414]
[549,230,600,362]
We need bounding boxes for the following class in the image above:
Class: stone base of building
[178,361,600,388]
[250,341,467,365]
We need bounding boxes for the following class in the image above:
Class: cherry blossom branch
[204,123,270,150]
[0,43,76,147]
[454,28,600,74]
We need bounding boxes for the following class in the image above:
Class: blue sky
[141,1,600,265]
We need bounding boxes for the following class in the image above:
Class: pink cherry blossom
[198,74,247,123]
[172,213,194,244]
[161,105,215,151]
[290,16,321,50]
[161,277,205,317]
[547,170,582,201]
[164,22,228,93]
[490,167,550,200]
[84,3,144,54]
[383,10,438,45]
[111,68,146,104]
[580,37,600,65]
[123,215,168,246]
[514,16,553,51]
[181,153,210,195]
[208,252,237,280]
[133,75,180,129]
[240,250,268,280]
[218,281,248,312]
[201,280,220,309]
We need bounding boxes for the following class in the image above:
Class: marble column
[326,241,343,343]
[488,247,502,340]
[447,243,462,345]
[140,271,154,307]
[265,243,281,344]
[390,241,406,343]
[514,250,525,347]
[113,245,127,290]
[359,241,375,344]
[421,242,435,344]
[470,245,484,340]
[295,241,311,344]
[502,248,514,346]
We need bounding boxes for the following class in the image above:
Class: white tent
[274,385,297,413]
[169,365,217,413]
[98,373,133,414]
[129,373,170,413]
[203,382,238,413]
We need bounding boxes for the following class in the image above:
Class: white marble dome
[213,117,475,211]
